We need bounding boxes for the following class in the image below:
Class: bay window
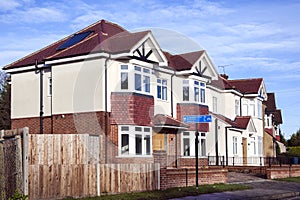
[182,79,206,104]
[119,125,152,156]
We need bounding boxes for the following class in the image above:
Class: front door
[242,137,247,165]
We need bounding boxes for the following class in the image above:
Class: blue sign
[183,115,212,123]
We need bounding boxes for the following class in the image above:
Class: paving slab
[170,172,300,200]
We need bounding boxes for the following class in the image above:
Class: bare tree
[0,70,11,129]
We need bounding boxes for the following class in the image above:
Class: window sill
[117,155,153,158]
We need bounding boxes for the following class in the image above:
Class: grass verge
[276,176,300,182]
[64,183,251,200]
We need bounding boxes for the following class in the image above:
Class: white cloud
[0,0,20,11]
[0,6,67,23]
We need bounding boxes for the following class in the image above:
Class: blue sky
[0,0,299,139]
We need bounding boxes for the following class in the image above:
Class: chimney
[220,74,229,79]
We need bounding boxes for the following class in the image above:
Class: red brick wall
[160,168,227,190]
[11,111,107,134]
[111,92,154,126]
[267,166,300,179]
[176,103,209,132]
[178,157,208,167]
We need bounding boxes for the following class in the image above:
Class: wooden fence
[28,134,160,199]
[0,128,28,200]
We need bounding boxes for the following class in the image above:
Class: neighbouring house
[3,19,283,168]
[264,92,285,155]
[207,75,267,166]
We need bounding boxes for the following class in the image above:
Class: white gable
[131,32,168,66]
[191,51,219,80]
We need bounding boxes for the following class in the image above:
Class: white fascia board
[244,94,259,98]
[207,85,243,96]
[5,63,47,73]
[188,74,209,83]
[45,52,113,65]
[129,60,174,74]
[154,125,188,130]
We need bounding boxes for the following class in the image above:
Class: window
[120,65,128,90]
[48,77,52,96]
[183,80,189,101]
[257,100,262,119]
[258,136,262,155]
[182,131,206,157]
[121,134,129,155]
[119,126,152,156]
[157,79,167,100]
[134,66,150,93]
[194,81,205,103]
[183,79,205,103]
[249,100,255,116]
[212,97,217,113]
[233,136,238,155]
[235,99,240,116]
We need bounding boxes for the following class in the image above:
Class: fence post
[22,127,29,196]
[207,156,210,166]
[233,157,235,166]
[260,157,262,166]
[268,157,271,167]
[222,156,225,168]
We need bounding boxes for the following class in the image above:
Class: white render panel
[52,59,105,114]
[11,70,51,118]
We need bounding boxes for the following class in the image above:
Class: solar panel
[57,31,93,50]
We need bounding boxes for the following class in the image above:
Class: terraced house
[3,19,282,167]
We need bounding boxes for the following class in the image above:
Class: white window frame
[120,65,129,90]
[134,66,150,93]
[47,77,52,97]
[235,99,240,116]
[182,80,189,101]
[257,100,262,119]
[118,125,152,157]
[233,136,238,155]
[212,96,217,113]
[182,131,206,157]
[182,79,206,104]
[157,78,167,100]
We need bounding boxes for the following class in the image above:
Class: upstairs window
[194,81,205,103]
[120,65,128,90]
[48,77,52,97]
[235,99,240,116]
[212,97,217,113]
[134,66,150,93]
[183,80,189,101]
[157,79,167,100]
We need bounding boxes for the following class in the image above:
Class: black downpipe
[215,118,219,165]
[35,60,43,134]
[104,55,110,163]
[239,95,243,116]
[171,72,178,168]
[225,127,229,166]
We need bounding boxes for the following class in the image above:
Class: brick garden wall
[266,166,300,179]
[160,168,228,190]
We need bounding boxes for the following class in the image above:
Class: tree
[279,129,287,146]
[287,129,300,147]
[0,70,11,130]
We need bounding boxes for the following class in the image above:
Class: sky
[0,0,299,139]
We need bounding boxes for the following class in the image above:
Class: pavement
[170,172,300,200]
